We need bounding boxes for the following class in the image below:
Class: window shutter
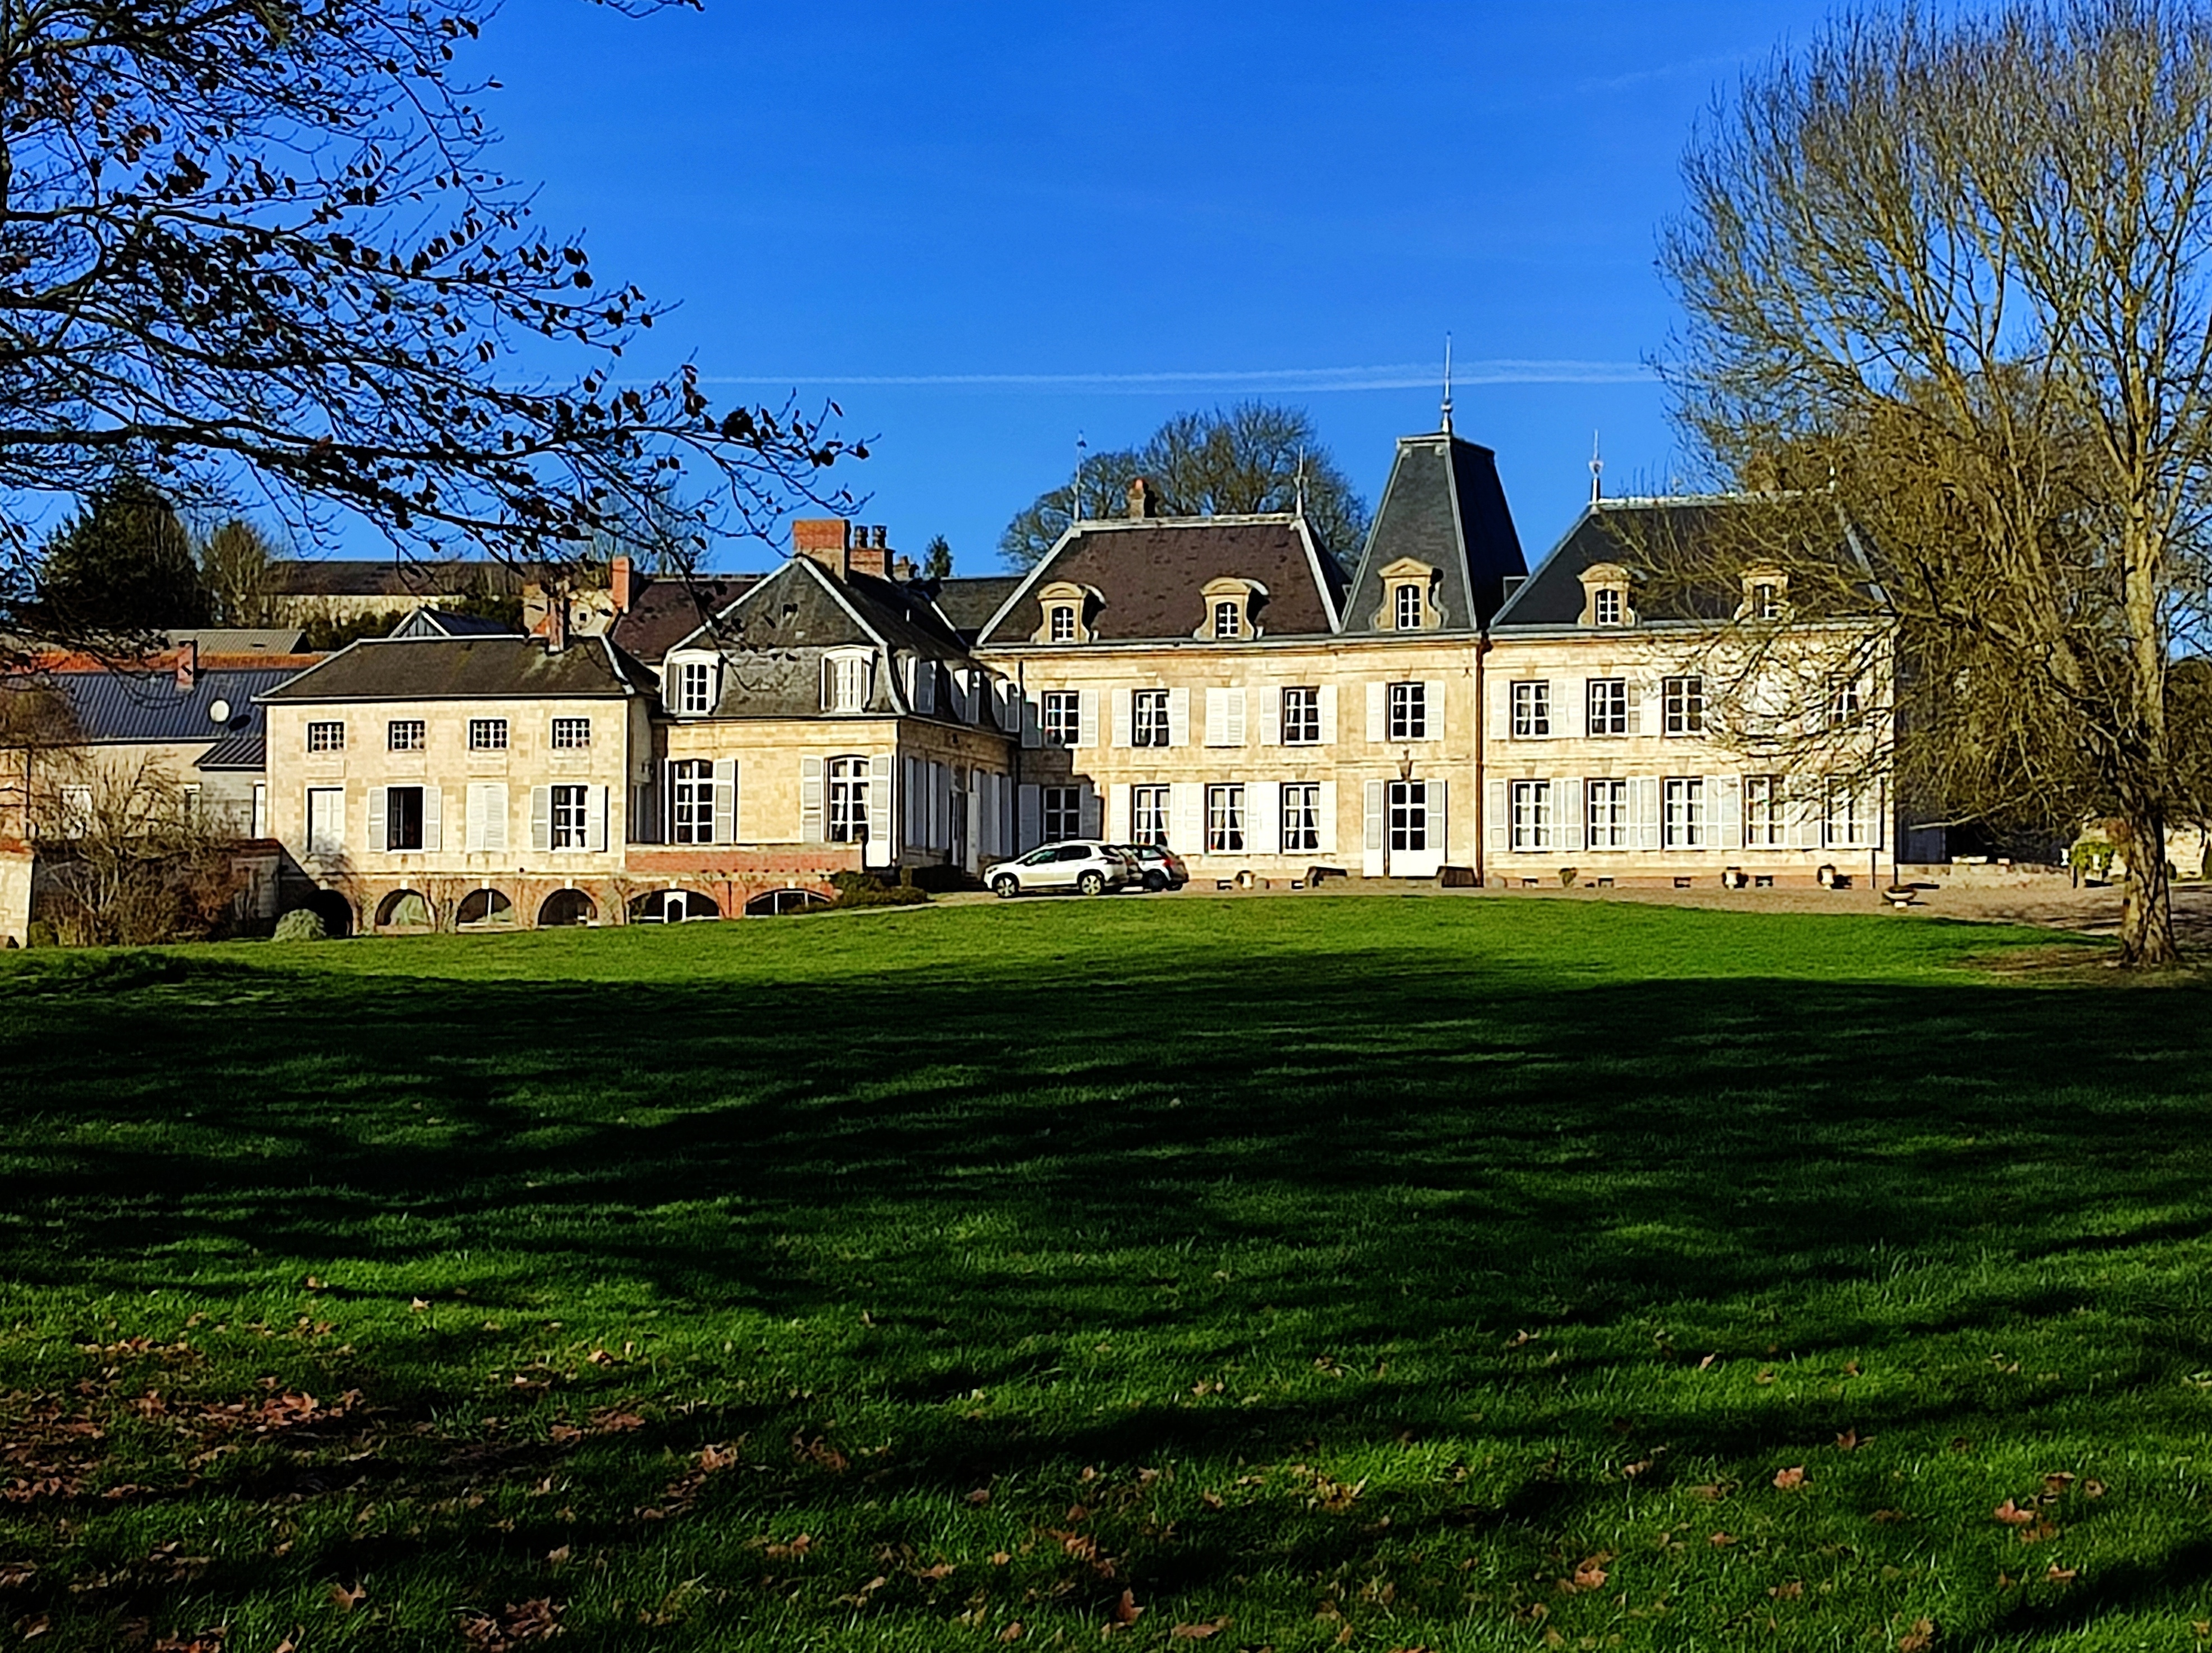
[1225,688,1247,746]
[800,756,824,842]
[1789,784,1819,849]
[1559,781,1584,853]
[1715,774,1742,850]
[902,756,919,847]
[1172,782,1204,853]
[1017,783,1042,851]
[1080,783,1102,840]
[367,786,388,852]
[1248,780,1281,855]
[1259,688,1281,746]
[1487,779,1508,853]
[1110,688,1132,748]
[1556,680,1580,739]
[1425,681,1447,740]
[658,663,675,713]
[1366,681,1386,741]
[484,783,509,853]
[914,659,936,714]
[1319,683,1338,744]
[1429,780,1448,857]
[1363,779,1385,872]
[466,783,488,852]
[1626,682,1645,736]
[422,784,443,852]
[587,786,609,853]
[1317,781,1338,855]
[530,786,552,852]
[1634,777,1661,850]
[713,759,738,844]
[1108,784,1131,843]
[820,655,836,712]
[865,755,895,866]
[1077,688,1099,749]
[1167,688,1190,747]
[1021,694,1042,749]
[1204,687,1230,747]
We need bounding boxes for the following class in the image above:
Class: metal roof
[37,665,299,752]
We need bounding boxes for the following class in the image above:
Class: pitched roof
[388,608,519,639]
[608,574,761,664]
[196,728,268,771]
[925,576,1022,641]
[975,515,1342,648]
[163,627,309,655]
[269,558,536,600]
[259,635,652,702]
[37,665,302,748]
[1340,433,1527,633]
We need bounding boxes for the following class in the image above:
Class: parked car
[1114,843,1190,891]
[989,840,1135,898]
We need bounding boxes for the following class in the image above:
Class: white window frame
[1386,681,1427,741]
[669,759,713,845]
[1042,784,1082,842]
[827,756,870,843]
[1750,581,1781,620]
[1049,604,1077,643]
[1394,583,1423,631]
[549,783,589,850]
[306,721,344,754]
[1282,782,1322,853]
[1282,686,1321,745]
[1205,783,1246,852]
[825,653,871,713]
[1509,779,1553,852]
[1744,774,1786,847]
[1042,690,1081,749]
[1662,776,1706,849]
[1662,676,1704,737]
[1586,779,1629,849]
[1387,779,1429,853]
[1511,681,1551,739]
[306,786,345,854]
[678,658,715,716]
[1594,586,1624,627]
[550,717,591,750]
[1132,689,1170,747]
[1213,600,1242,640]
[1828,675,1864,727]
[468,717,509,751]
[387,719,425,752]
[1131,784,1170,847]
[1824,781,1875,848]
[385,784,426,852]
[1587,678,1628,737]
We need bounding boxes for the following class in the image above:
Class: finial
[1294,447,1308,518]
[1440,333,1454,435]
[1589,431,1603,506]
[1072,431,1087,523]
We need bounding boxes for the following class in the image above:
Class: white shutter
[1317,781,1338,855]
[1204,687,1231,747]
[1224,688,1247,746]
[1017,783,1042,851]
[1556,680,1580,740]
[530,786,552,853]
[800,756,824,842]
[1021,694,1042,749]
[466,782,488,852]
[1789,784,1819,849]
[1077,688,1099,749]
[1111,688,1132,748]
[479,783,509,853]
[1626,682,1646,736]
[820,655,836,712]
[1635,777,1661,851]
[1248,780,1282,855]
[865,755,894,866]
[1172,782,1204,854]
[1258,687,1281,746]
[1715,774,1742,851]
[1425,681,1447,740]
[1366,681,1386,741]
[1487,779,1508,853]
[422,784,443,852]
[367,786,387,852]
[1559,780,1583,853]
[1319,683,1338,745]
[1167,688,1190,747]
[587,786,609,853]
[902,756,920,847]
[1108,784,1131,843]
[1362,780,1385,875]
[1080,783,1102,840]
[1430,781,1448,858]
[711,759,737,844]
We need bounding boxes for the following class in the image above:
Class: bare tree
[1659,0,2212,965]
[0,2,861,657]
[197,517,283,627]
[29,750,242,944]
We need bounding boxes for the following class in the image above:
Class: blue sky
[469,2,1835,575]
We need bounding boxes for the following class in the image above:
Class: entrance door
[1387,779,1446,879]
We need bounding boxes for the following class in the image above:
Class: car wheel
[1144,871,1167,892]
[1077,870,1105,897]
[992,874,1020,899]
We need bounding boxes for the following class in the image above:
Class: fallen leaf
[990,1552,1010,1566]
[1169,1621,1228,1640]
[1773,1466,1806,1491]
[1754,1367,1776,1385]
[1200,1490,1224,1510]
[409,1298,429,1312]
[2042,1472,2076,1495]
[1872,1509,1911,1524]
[2084,1479,2107,1499]
[1709,1531,1736,1547]
[545,1545,570,1567]
[966,1486,992,1506]
[1691,1483,1725,1500]
[1697,1352,1718,1370]
[916,1562,955,1581]
[1111,1588,1143,1625]
[1835,1430,1861,1451]
[998,1625,1024,1644]
[1572,1558,1609,1591]
[303,1277,325,1291]
[328,1581,366,1612]
[2047,1564,2079,1585]
[1993,1498,2036,1526]
[1898,1617,1936,1652]
[1769,1581,1804,1599]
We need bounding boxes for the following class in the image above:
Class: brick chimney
[174,640,197,693]
[794,518,851,579]
[849,523,892,580]
[545,587,568,654]
[1126,477,1160,519]
[610,554,633,614]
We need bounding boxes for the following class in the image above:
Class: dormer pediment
[1372,557,1444,631]
[1031,580,1103,645]
[1196,576,1268,641]
[1578,561,1637,628]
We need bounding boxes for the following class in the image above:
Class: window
[53,784,92,839]
[1394,583,1423,630]
[1042,690,1081,748]
[1750,581,1781,620]
[1213,600,1242,640]
[827,757,870,843]
[306,786,345,855]
[678,659,715,715]
[1586,779,1630,849]
[1662,777,1706,848]
[1282,686,1321,745]
[826,654,870,712]
[1282,783,1322,853]
[1206,783,1246,852]
[1824,782,1875,848]
[1388,780,1429,853]
[1662,676,1704,737]
[1049,604,1077,643]
[1132,785,1170,847]
[1587,678,1628,737]
[1511,681,1551,738]
[551,717,591,750]
[468,718,509,751]
[549,783,589,850]
[1594,587,1624,627]
[1827,675,1863,727]
[1043,784,1083,841]
[1509,779,1554,851]
[387,719,425,752]
[1387,681,1427,741]
[306,721,344,753]
[1744,774,1786,847]
[385,785,425,851]
[670,759,713,844]
[1133,689,1170,747]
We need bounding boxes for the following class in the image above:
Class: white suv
[989,840,1135,898]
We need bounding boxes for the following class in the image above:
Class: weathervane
[1440,333,1453,435]
[1294,446,1308,518]
[1072,431,1087,522]
[1589,432,1604,506]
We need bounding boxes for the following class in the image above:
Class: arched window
[827,757,871,843]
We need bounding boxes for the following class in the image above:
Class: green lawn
[3,897,2211,1651]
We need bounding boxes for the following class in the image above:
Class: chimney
[173,640,197,694]
[849,523,891,580]
[610,554,633,614]
[891,554,917,582]
[545,588,568,654]
[794,518,851,579]
[1126,477,1159,519]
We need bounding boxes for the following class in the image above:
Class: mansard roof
[974,514,1343,648]
[259,635,652,701]
[1340,432,1527,633]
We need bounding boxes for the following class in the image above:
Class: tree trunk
[2119,810,2182,968]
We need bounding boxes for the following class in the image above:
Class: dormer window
[1372,558,1439,631]
[1394,584,1423,631]
[679,659,715,715]
[1594,587,1623,627]
[1578,562,1635,629]
[1049,604,1076,643]
[1740,568,1789,621]
[822,650,872,713]
[1031,580,1099,645]
[1196,576,1265,641]
[1213,601,1241,639]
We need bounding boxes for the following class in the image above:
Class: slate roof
[197,729,268,771]
[163,627,310,655]
[925,576,1022,642]
[40,666,300,750]
[388,608,518,640]
[1340,432,1527,632]
[260,635,653,702]
[975,515,1342,648]
[608,574,759,664]
[270,558,535,599]
[1492,496,1874,631]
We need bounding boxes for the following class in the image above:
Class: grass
[2,895,2211,1651]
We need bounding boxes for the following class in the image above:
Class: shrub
[271,907,329,943]
[827,871,929,909]
[23,920,57,949]
[2069,838,2117,879]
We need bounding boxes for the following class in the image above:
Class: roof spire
[1072,430,1087,523]
[1294,446,1308,518]
[1440,333,1453,435]
[1589,431,1603,506]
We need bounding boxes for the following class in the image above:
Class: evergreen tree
[39,476,211,632]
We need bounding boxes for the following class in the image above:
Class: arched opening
[628,888,721,923]
[307,889,355,939]
[743,886,831,917]
[375,888,432,930]
[455,888,514,927]
[537,888,597,928]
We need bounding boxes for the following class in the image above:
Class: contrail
[687,359,1656,392]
